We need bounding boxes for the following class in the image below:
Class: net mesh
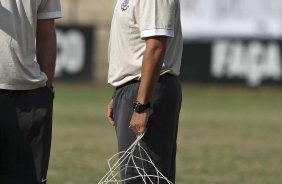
[98,133,173,184]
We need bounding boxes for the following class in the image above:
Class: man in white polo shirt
[0,0,61,183]
[107,0,183,183]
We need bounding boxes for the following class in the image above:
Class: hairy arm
[36,19,57,87]
[130,36,167,135]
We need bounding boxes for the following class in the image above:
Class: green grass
[48,83,282,184]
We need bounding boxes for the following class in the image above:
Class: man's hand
[130,110,149,135]
[107,99,115,126]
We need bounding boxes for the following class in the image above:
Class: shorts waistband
[116,79,139,90]
[116,73,176,90]
[0,87,47,93]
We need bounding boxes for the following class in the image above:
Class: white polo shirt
[0,0,62,90]
[108,0,183,87]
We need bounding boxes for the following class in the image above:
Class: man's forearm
[36,19,57,87]
[136,37,167,104]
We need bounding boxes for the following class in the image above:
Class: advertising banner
[180,40,282,86]
[55,26,94,80]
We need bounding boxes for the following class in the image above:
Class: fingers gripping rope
[98,133,173,184]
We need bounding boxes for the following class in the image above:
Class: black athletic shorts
[0,87,54,184]
[113,74,182,183]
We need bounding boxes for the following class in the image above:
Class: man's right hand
[107,99,115,126]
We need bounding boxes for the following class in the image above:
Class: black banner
[55,25,94,81]
[180,40,282,86]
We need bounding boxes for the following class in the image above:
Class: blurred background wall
[55,0,282,87]
[56,0,113,83]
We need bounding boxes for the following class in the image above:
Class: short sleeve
[38,0,62,20]
[138,0,175,38]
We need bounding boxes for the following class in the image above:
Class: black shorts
[0,87,54,184]
[113,74,182,183]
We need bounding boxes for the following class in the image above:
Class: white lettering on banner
[55,29,86,77]
[211,41,282,86]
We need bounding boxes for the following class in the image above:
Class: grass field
[47,83,282,184]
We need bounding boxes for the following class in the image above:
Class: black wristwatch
[133,101,150,113]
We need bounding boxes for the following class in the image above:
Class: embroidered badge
[121,0,130,11]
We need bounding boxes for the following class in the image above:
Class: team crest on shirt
[121,0,130,11]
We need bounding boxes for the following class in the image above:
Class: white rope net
[98,133,173,184]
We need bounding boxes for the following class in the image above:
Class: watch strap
[133,101,150,113]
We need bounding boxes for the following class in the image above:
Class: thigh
[142,76,182,182]
[0,90,38,184]
[113,83,144,183]
[113,83,138,153]
[18,87,54,184]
